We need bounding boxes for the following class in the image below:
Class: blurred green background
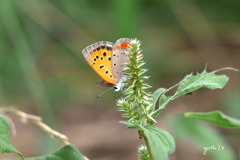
[0,0,239,160]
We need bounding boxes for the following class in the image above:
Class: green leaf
[120,121,175,160]
[145,126,175,154]
[159,95,170,108]
[149,88,166,110]
[4,145,85,160]
[0,114,24,160]
[153,69,231,118]
[169,116,235,160]
[170,69,229,102]
[176,70,229,94]
[119,121,146,130]
[151,108,165,119]
[119,121,138,128]
[184,110,240,127]
[143,127,167,160]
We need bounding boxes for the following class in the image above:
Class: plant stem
[140,130,153,160]
[0,107,69,145]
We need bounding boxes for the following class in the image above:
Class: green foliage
[149,88,166,111]
[152,68,235,118]
[118,40,176,160]
[4,145,85,160]
[138,146,150,160]
[120,121,175,160]
[0,37,238,160]
[144,126,175,155]
[0,0,239,159]
[118,39,237,160]
[118,40,152,125]
[0,114,24,160]
[184,110,240,127]
[169,116,236,160]
[0,113,86,160]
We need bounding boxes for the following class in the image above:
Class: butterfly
[82,38,132,91]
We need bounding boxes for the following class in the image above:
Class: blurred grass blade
[0,39,6,104]
[4,144,85,160]
[0,114,24,160]
[184,110,240,127]
[0,0,58,153]
[111,0,139,38]
[169,116,236,160]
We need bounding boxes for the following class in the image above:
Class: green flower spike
[117,39,155,126]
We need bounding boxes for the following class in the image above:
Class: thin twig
[0,107,90,160]
[0,107,70,145]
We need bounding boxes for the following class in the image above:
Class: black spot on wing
[107,46,112,51]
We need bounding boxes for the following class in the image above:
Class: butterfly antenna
[114,91,124,98]
[96,88,114,98]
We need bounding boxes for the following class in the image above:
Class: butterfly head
[113,76,127,91]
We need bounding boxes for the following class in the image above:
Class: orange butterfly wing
[82,41,117,85]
